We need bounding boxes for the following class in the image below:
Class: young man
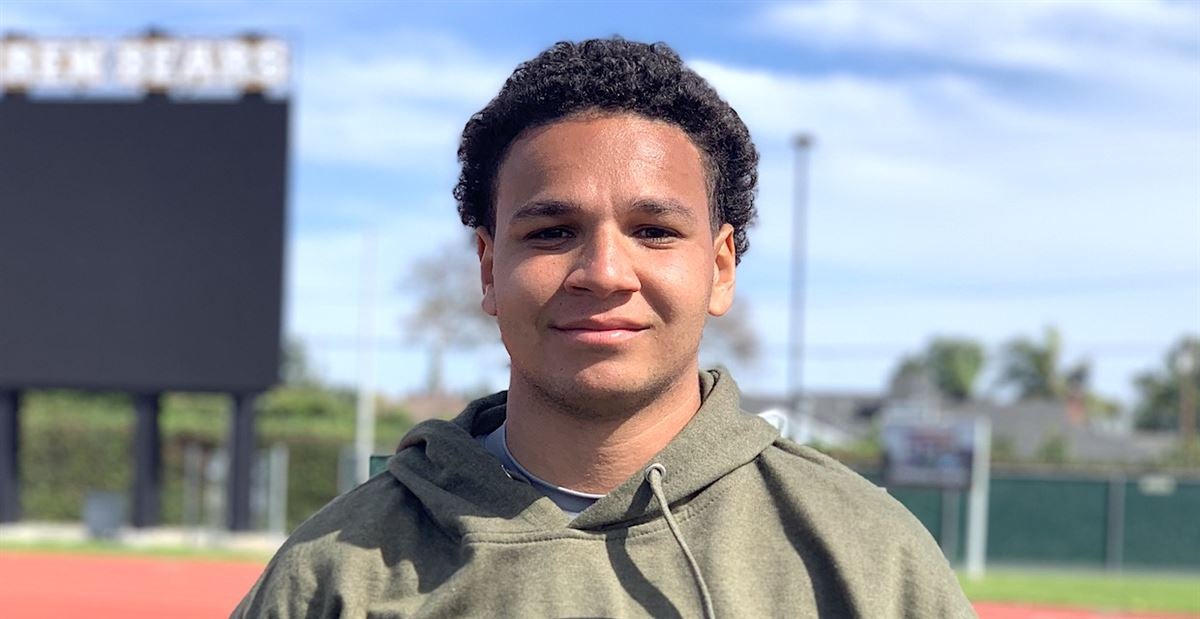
[236,39,974,618]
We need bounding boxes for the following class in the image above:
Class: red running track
[0,552,1195,618]
[0,551,264,618]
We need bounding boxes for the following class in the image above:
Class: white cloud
[688,52,1200,281]
[283,17,1198,400]
[754,0,1200,91]
[294,32,512,171]
[685,6,1199,399]
[284,194,505,395]
[281,31,518,396]
[286,198,471,333]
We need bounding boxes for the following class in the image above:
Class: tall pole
[131,392,162,527]
[355,231,378,484]
[966,417,991,578]
[789,135,814,435]
[1177,343,1197,445]
[227,392,256,531]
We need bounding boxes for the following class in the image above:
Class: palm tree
[998,325,1083,401]
[1134,335,1200,431]
[887,337,984,403]
[925,337,985,402]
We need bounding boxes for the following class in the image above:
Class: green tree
[280,336,319,386]
[997,326,1122,423]
[401,236,500,395]
[1134,335,1200,431]
[999,325,1075,400]
[925,337,985,402]
[888,336,984,402]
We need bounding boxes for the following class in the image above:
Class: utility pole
[355,231,378,484]
[789,134,814,438]
[1177,342,1197,445]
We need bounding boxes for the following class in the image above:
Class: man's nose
[564,227,641,297]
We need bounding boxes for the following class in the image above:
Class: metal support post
[355,231,378,484]
[940,489,961,563]
[132,392,162,527]
[182,442,203,528]
[227,393,257,531]
[1105,475,1126,571]
[0,390,21,523]
[965,417,991,579]
[788,135,814,430]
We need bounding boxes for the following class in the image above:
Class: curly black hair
[454,38,758,263]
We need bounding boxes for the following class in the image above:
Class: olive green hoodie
[234,370,974,618]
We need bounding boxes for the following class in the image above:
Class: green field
[959,569,1200,614]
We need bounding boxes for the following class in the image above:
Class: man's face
[477,112,737,411]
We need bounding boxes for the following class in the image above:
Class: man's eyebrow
[509,200,580,223]
[631,199,698,222]
[508,198,700,224]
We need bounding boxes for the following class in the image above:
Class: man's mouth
[550,318,650,345]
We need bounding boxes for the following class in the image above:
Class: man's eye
[528,227,573,241]
[636,227,678,243]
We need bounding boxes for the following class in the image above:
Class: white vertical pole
[966,417,991,579]
[788,135,814,434]
[354,231,378,484]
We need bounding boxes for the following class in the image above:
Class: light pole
[1176,342,1197,445]
[355,231,378,484]
[789,134,814,437]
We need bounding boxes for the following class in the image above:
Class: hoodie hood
[388,368,779,538]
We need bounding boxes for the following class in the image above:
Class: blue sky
[6,0,1199,405]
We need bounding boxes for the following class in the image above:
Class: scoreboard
[0,94,288,393]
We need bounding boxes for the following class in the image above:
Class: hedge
[17,388,418,531]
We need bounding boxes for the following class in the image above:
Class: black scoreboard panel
[0,97,287,393]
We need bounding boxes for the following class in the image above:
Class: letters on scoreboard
[0,34,289,93]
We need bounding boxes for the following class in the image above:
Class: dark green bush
[17,387,415,531]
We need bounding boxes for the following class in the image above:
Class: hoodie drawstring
[644,463,715,619]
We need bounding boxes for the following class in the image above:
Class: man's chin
[517,361,689,418]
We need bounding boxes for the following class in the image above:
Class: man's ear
[708,223,736,317]
[476,227,497,317]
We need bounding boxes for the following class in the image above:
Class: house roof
[744,389,1177,465]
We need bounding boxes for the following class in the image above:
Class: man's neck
[503,369,702,495]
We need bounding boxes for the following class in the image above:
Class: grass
[959,568,1200,614]
[0,540,271,564]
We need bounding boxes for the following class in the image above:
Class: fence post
[182,442,203,528]
[941,489,961,563]
[268,443,289,534]
[965,418,991,579]
[1106,475,1126,571]
[205,448,227,530]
